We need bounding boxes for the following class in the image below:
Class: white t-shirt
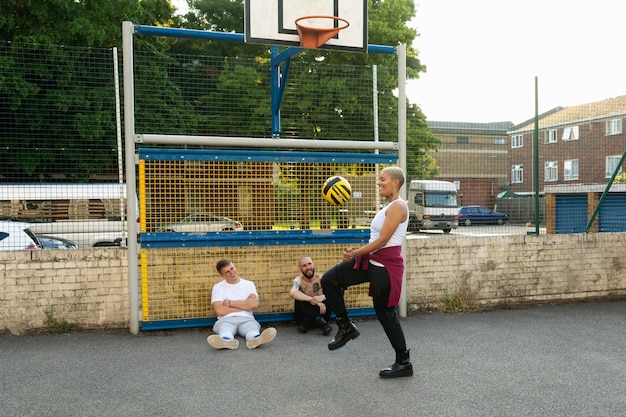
[211,278,257,319]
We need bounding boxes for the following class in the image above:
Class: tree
[406,103,441,181]
[0,0,441,181]
[175,0,440,179]
[196,57,271,137]
[614,172,626,183]
[0,0,176,47]
[0,0,194,180]
[168,0,268,57]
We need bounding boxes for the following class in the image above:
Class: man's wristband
[229,300,232,307]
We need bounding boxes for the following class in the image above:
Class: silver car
[159,213,243,232]
[36,235,79,249]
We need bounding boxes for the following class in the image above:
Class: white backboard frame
[244,0,367,52]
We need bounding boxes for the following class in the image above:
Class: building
[427,121,513,208]
[507,95,626,194]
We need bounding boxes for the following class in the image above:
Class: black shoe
[379,350,413,379]
[315,316,333,336]
[296,323,308,334]
[328,318,359,350]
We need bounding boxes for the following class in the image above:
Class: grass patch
[44,309,78,334]
[435,287,479,312]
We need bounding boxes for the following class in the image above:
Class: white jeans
[213,315,261,341]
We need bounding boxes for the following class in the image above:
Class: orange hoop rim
[295,16,350,32]
[295,16,350,48]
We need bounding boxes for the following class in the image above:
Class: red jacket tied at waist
[353,246,404,307]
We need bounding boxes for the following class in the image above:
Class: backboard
[244,0,367,52]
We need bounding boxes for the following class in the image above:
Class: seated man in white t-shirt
[207,258,277,350]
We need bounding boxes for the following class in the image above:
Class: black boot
[328,317,359,350]
[315,316,332,336]
[379,349,413,378]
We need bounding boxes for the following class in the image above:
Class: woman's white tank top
[369,199,409,248]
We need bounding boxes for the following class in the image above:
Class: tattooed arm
[289,276,325,303]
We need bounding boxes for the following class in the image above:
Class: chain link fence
[2,40,625,328]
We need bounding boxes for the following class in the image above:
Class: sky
[172,0,188,15]
[408,0,626,124]
[171,0,626,125]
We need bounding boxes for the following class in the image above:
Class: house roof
[428,121,514,135]
[545,183,626,194]
[509,95,626,133]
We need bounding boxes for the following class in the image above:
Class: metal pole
[132,24,397,56]
[112,47,127,245]
[373,65,381,210]
[122,21,139,335]
[373,65,379,145]
[586,149,626,232]
[397,44,408,318]
[533,76,540,235]
[137,134,397,150]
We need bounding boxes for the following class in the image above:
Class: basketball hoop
[295,16,350,49]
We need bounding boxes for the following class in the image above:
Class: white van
[407,180,459,234]
[0,183,137,248]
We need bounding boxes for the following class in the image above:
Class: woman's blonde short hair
[382,166,405,188]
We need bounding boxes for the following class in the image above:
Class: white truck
[0,183,136,248]
[407,180,459,234]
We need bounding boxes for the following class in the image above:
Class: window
[456,136,469,144]
[606,118,622,135]
[511,134,523,148]
[562,126,579,141]
[544,129,557,144]
[424,192,458,208]
[564,159,579,181]
[606,155,623,178]
[494,137,505,145]
[512,165,523,183]
[544,161,558,182]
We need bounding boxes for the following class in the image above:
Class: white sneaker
[246,327,277,349]
[207,335,239,350]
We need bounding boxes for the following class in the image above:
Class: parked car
[2,183,138,248]
[0,220,43,251]
[458,206,508,226]
[158,213,243,232]
[36,235,78,249]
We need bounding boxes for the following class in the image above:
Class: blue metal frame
[141,308,376,331]
[138,144,397,331]
[270,46,299,137]
[141,229,370,249]
[138,149,396,247]
[139,148,397,164]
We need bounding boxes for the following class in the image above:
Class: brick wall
[2,234,625,334]
[405,233,626,307]
[0,249,129,334]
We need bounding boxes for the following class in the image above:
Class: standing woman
[321,166,412,378]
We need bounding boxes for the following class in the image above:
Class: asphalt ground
[1,300,625,417]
